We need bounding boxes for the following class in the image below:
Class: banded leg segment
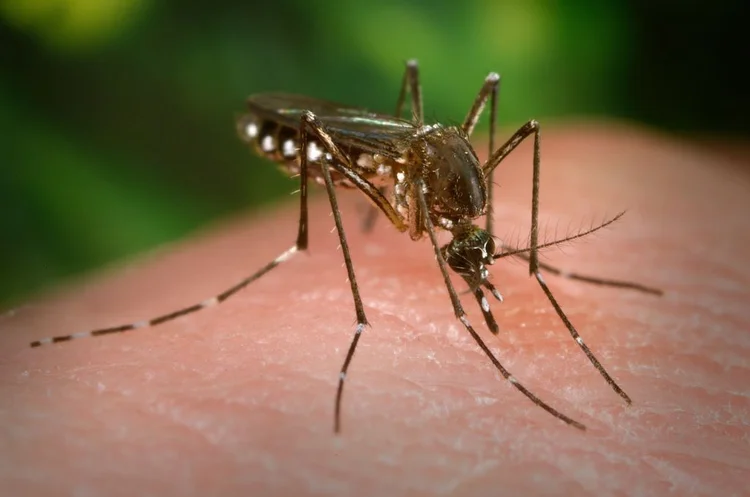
[502,247,664,296]
[414,178,586,430]
[484,120,633,405]
[30,136,314,348]
[298,111,377,434]
[492,211,663,295]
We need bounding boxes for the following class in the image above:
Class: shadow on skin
[2,123,749,496]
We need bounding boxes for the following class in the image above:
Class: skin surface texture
[1,123,749,496]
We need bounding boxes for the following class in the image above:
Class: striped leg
[30,250,304,348]
[484,120,633,405]
[29,245,300,347]
[492,211,663,296]
[297,111,374,433]
[502,248,663,296]
[414,177,586,430]
[29,140,314,349]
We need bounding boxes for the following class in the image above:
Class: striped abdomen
[237,113,383,187]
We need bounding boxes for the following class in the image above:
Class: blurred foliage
[0,0,747,307]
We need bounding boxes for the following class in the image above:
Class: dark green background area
[1,0,747,308]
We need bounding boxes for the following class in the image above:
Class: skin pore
[2,123,749,496]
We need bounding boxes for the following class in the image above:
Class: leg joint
[301,110,317,124]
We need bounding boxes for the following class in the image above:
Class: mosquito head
[442,223,496,289]
[419,126,486,221]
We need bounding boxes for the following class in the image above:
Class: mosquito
[30,60,662,432]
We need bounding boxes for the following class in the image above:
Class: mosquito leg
[302,130,408,235]
[462,72,501,237]
[492,211,663,295]
[394,59,423,125]
[299,111,380,433]
[413,178,585,430]
[501,246,663,295]
[473,287,499,334]
[483,280,504,303]
[30,128,314,349]
[484,120,633,405]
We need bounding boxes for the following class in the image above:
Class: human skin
[1,122,748,496]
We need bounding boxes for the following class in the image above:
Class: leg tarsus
[299,111,373,433]
[506,247,663,296]
[485,119,633,406]
[534,271,633,404]
[413,178,586,430]
[30,144,313,348]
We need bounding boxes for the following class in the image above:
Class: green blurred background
[1,0,747,308]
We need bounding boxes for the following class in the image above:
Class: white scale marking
[376,163,391,176]
[357,153,373,169]
[481,296,490,313]
[492,289,504,303]
[282,139,297,158]
[438,218,454,230]
[276,246,298,263]
[416,124,436,137]
[307,142,322,162]
[261,135,275,152]
[201,297,219,308]
[72,331,92,339]
[245,122,258,138]
[133,321,149,329]
[575,336,584,346]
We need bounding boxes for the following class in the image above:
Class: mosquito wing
[246,93,418,159]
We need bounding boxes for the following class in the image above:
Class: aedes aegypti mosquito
[31,60,662,432]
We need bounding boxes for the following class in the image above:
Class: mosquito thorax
[418,126,486,221]
[442,223,496,288]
